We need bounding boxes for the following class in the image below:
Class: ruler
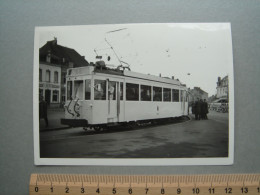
[30,173,260,195]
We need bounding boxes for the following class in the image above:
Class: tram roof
[68,65,184,87]
[123,70,182,86]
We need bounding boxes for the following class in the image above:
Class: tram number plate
[30,174,260,195]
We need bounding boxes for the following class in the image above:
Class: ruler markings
[30,173,260,195]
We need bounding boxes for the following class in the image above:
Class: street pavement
[39,108,69,131]
[40,111,229,158]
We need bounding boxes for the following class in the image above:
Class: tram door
[107,81,120,123]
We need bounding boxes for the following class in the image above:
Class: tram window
[120,82,123,100]
[172,89,179,102]
[108,81,116,100]
[153,87,162,101]
[163,88,171,102]
[94,80,106,100]
[67,81,72,100]
[126,83,139,101]
[141,85,152,101]
[74,80,83,100]
[85,79,91,100]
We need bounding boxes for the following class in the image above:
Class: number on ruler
[209,188,215,194]
[81,187,85,193]
[145,188,149,194]
[241,187,248,193]
[112,187,117,194]
[34,186,39,192]
[192,188,200,194]
[177,188,181,194]
[161,188,165,194]
[225,188,232,194]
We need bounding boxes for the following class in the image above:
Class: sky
[36,23,233,96]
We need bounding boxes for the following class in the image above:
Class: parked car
[210,98,228,112]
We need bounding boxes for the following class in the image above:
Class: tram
[61,61,188,130]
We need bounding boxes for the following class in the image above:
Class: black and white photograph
[34,23,234,165]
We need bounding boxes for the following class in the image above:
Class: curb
[40,126,71,132]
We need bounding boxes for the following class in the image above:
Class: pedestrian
[201,99,206,119]
[194,98,201,120]
[39,95,48,127]
[191,101,195,114]
[203,99,209,119]
[198,99,203,120]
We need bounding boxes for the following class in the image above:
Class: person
[201,99,206,119]
[194,98,201,120]
[203,99,209,119]
[39,95,48,127]
[191,101,195,114]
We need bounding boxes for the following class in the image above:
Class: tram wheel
[83,127,88,131]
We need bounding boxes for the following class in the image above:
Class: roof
[39,39,89,67]
[192,87,208,95]
[124,70,182,86]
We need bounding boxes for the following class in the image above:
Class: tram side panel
[124,101,184,122]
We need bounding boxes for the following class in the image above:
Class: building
[188,87,208,103]
[216,76,228,98]
[39,63,61,106]
[39,38,89,107]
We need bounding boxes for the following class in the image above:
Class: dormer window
[46,53,51,63]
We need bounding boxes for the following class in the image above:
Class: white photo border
[34,23,234,165]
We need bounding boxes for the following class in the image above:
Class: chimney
[53,37,57,45]
[159,73,161,77]
[217,77,221,86]
[172,76,174,80]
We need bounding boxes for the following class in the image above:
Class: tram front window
[67,81,72,100]
[74,80,83,100]
[94,80,106,100]
[85,79,91,100]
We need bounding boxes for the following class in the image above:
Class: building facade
[216,76,228,98]
[39,38,89,107]
[188,87,208,103]
[39,63,61,106]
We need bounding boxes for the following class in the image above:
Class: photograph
[33,23,234,165]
